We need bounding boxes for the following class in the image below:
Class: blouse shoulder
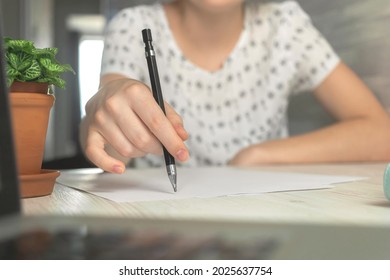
[105,3,161,33]
[245,0,311,24]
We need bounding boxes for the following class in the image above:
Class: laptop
[1,9,390,261]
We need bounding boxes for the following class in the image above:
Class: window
[78,36,104,117]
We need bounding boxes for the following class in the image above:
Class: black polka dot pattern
[100,1,340,168]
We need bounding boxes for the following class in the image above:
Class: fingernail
[176,149,188,162]
[113,165,124,174]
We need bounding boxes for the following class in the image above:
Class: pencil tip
[168,174,177,193]
[167,164,177,193]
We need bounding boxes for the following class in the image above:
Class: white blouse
[100,0,340,167]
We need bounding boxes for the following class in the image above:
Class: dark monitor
[0,5,21,216]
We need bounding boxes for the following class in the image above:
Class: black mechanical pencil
[142,28,177,192]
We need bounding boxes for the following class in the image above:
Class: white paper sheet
[57,167,365,202]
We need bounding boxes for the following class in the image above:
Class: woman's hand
[80,74,189,173]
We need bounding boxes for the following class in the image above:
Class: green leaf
[5,68,18,88]
[61,63,76,74]
[6,53,19,69]
[6,67,19,79]
[6,39,34,54]
[16,53,34,71]
[38,76,66,89]
[39,57,65,74]
[6,52,34,73]
[33,47,58,58]
[51,77,66,89]
[23,60,42,81]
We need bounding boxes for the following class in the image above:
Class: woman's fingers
[130,90,190,162]
[84,129,126,174]
[92,108,147,158]
[103,92,162,155]
[82,77,190,172]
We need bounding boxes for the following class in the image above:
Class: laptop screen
[0,6,21,216]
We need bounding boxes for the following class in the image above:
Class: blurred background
[1,0,389,169]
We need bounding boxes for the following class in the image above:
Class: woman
[80,0,390,174]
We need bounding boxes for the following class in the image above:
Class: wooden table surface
[22,163,390,226]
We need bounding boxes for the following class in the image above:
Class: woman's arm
[230,62,390,165]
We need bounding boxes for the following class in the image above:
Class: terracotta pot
[10,81,49,94]
[9,82,54,175]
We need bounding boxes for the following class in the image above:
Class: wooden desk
[22,163,390,226]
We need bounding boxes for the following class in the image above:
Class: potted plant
[4,37,74,198]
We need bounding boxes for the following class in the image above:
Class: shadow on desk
[369,201,390,208]
[42,153,94,170]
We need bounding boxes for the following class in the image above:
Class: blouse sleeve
[283,1,340,94]
[100,8,146,81]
